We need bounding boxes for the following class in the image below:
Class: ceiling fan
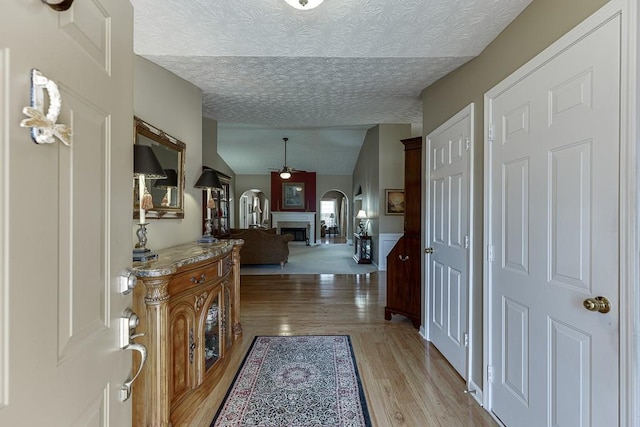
[269,137,303,179]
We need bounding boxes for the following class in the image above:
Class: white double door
[486,10,621,427]
[426,105,473,380]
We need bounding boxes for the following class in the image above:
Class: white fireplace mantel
[271,212,316,245]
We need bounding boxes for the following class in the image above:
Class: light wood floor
[319,234,347,244]
[177,272,498,426]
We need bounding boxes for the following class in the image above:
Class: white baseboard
[467,379,484,407]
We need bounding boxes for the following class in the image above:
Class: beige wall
[202,117,236,228]
[378,124,411,234]
[423,0,608,135]
[421,0,609,390]
[353,124,411,263]
[134,55,203,249]
[353,126,380,258]
[202,117,234,177]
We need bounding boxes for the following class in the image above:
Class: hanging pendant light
[279,137,292,179]
[283,0,324,10]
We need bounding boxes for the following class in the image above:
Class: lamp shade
[154,169,178,188]
[134,145,166,179]
[194,169,222,190]
[356,210,367,219]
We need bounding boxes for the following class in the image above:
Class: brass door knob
[583,296,611,314]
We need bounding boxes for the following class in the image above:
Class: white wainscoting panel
[378,233,403,271]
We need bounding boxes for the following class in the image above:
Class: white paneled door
[0,1,133,426]
[426,105,473,379]
[485,12,620,427]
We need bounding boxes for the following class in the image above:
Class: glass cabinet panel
[200,168,231,238]
[213,172,231,238]
[204,294,220,371]
[224,284,232,350]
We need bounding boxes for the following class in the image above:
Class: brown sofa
[230,227,276,235]
[230,228,293,268]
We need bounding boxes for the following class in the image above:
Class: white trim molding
[482,1,638,423]
[0,47,8,409]
[271,211,316,245]
[618,0,639,424]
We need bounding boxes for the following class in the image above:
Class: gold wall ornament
[20,69,72,146]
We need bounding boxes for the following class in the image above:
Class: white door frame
[424,103,479,400]
[482,0,639,424]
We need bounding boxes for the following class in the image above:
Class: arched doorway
[319,190,348,244]
[239,189,269,229]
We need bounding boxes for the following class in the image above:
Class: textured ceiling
[132,0,533,175]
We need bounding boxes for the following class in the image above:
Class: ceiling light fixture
[284,0,324,10]
[280,168,292,180]
[275,137,294,180]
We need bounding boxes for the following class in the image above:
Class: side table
[353,233,372,264]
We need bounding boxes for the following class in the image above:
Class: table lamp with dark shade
[133,144,166,261]
[154,168,178,207]
[194,168,222,243]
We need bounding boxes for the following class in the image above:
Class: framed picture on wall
[385,189,405,215]
[283,182,305,209]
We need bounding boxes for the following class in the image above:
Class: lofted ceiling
[132,0,533,175]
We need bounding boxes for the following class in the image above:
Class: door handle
[425,247,434,254]
[119,309,148,402]
[583,296,611,314]
[398,255,409,261]
[119,308,142,348]
[120,343,147,402]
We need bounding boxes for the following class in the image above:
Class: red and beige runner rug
[211,335,372,426]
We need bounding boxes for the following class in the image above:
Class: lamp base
[198,234,218,244]
[133,247,158,262]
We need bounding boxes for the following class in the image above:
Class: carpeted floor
[211,335,371,427]
[240,243,378,275]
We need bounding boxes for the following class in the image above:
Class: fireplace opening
[281,227,307,243]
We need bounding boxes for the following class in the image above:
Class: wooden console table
[130,240,243,427]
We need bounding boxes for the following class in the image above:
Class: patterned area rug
[211,335,372,426]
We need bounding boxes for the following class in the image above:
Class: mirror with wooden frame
[133,116,186,219]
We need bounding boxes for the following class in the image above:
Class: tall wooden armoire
[385,136,422,329]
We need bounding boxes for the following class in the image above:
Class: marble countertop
[131,239,243,278]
